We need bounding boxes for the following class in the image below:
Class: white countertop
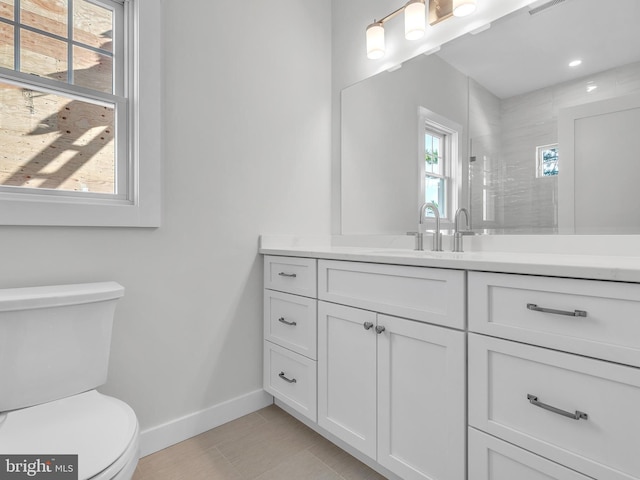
[259,235,640,283]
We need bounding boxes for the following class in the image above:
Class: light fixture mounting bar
[429,0,454,25]
[375,5,405,25]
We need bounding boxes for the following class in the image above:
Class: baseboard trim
[139,389,273,457]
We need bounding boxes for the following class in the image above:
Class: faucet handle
[406,231,424,251]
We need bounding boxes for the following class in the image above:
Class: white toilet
[0,282,139,480]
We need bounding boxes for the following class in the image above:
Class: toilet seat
[0,390,139,480]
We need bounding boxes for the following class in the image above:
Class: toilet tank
[0,282,125,412]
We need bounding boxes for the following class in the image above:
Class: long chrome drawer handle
[527,303,587,317]
[278,372,297,384]
[278,317,297,326]
[278,272,297,278]
[527,394,588,420]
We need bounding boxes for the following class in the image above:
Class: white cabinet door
[318,301,378,458]
[377,314,466,480]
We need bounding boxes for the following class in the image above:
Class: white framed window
[419,107,461,224]
[0,0,161,226]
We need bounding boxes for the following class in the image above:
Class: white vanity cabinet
[262,245,640,480]
[317,260,466,480]
[468,271,640,480]
[263,256,318,422]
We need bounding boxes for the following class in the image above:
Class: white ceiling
[436,0,640,98]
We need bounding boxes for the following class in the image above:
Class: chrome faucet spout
[454,207,470,232]
[453,207,473,253]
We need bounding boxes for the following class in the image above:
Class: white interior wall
[0,0,331,452]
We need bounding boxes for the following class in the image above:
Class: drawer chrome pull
[363,321,374,330]
[527,394,588,420]
[278,372,297,384]
[278,317,297,326]
[278,272,297,278]
[526,303,587,317]
[375,325,386,334]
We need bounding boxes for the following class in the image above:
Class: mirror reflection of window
[425,129,446,217]
[536,144,559,178]
[419,108,461,226]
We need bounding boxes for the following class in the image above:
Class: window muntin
[0,0,125,198]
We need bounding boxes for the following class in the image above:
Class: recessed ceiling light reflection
[569,59,582,67]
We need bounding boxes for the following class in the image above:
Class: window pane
[0,0,14,21]
[73,0,113,52]
[0,22,13,69]
[21,0,68,38]
[20,28,67,81]
[0,81,116,194]
[425,176,445,217]
[73,45,112,93]
[425,133,442,175]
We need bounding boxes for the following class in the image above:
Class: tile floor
[132,404,387,480]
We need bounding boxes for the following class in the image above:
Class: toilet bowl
[0,282,139,480]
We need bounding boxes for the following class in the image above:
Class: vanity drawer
[469,271,640,367]
[264,255,317,298]
[469,333,640,480]
[318,260,466,329]
[264,341,317,422]
[468,428,591,480]
[264,290,317,360]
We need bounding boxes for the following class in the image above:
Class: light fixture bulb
[453,0,477,17]
[404,0,426,41]
[366,22,385,59]
[569,59,582,67]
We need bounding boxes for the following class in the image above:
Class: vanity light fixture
[452,0,477,17]
[366,0,426,59]
[367,0,478,60]
[366,22,386,59]
[405,0,427,40]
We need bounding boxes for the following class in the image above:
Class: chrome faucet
[453,207,473,252]
[419,202,442,252]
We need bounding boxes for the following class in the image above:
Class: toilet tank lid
[0,281,124,312]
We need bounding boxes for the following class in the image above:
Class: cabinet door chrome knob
[375,325,386,334]
[363,321,374,330]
